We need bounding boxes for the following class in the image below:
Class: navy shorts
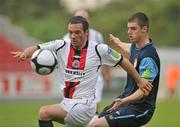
[99,103,153,127]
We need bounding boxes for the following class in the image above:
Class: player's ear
[142,26,148,33]
[85,29,89,35]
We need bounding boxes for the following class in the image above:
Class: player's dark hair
[128,12,149,30]
[68,16,89,32]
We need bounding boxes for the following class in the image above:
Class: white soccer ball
[31,49,58,75]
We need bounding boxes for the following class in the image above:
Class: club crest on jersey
[72,60,80,68]
[107,47,120,59]
[107,47,112,54]
[133,58,138,68]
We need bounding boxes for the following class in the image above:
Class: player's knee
[39,106,50,120]
[90,120,101,127]
[90,117,109,127]
[90,122,99,127]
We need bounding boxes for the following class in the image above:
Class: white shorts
[95,74,104,103]
[60,97,96,127]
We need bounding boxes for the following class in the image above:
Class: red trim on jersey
[64,44,88,98]
[64,82,70,97]
[67,46,74,68]
[64,46,74,98]
[69,81,80,98]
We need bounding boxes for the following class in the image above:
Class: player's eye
[69,31,73,35]
[75,31,81,35]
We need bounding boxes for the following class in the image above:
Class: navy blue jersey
[118,42,160,110]
[99,41,160,127]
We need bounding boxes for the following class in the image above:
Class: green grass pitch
[0,99,180,127]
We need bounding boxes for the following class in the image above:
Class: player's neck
[136,35,149,48]
[74,40,88,50]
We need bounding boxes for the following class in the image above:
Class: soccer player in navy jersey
[90,12,160,127]
[11,16,152,127]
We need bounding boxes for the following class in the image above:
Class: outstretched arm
[11,45,38,62]
[109,34,131,59]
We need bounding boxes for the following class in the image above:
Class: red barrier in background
[15,78,22,94]
[0,73,53,96]
[43,77,51,95]
[0,34,54,98]
[2,77,9,94]
[0,34,32,72]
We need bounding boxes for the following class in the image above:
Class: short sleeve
[139,57,159,81]
[97,44,123,66]
[38,40,65,52]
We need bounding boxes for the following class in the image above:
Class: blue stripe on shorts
[114,110,149,120]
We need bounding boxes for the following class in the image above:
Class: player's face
[127,21,144,43]
[68,23,88,50]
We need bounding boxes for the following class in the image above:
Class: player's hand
[107,98,124,113]
[11,51,27,62]
[109,34,122,47]
[138,78,153,96]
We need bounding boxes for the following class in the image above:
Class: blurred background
[0,0,180,127]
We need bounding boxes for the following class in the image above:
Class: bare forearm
[23,45,38,58]
[121,89,144,104]
[108,89,145,112]
[115,42,131,59]
[11,45,38,61]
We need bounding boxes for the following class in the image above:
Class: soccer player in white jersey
[11,16,152,127]
[63,9,111,120]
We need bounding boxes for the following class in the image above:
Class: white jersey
[38,39,122,99]
[64,29,105,103]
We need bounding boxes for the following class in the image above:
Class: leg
[99,105,153,127]
[90,117,109,127]
[64,102,96,127]
[39,104,67,127]
[90,104,112,127]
